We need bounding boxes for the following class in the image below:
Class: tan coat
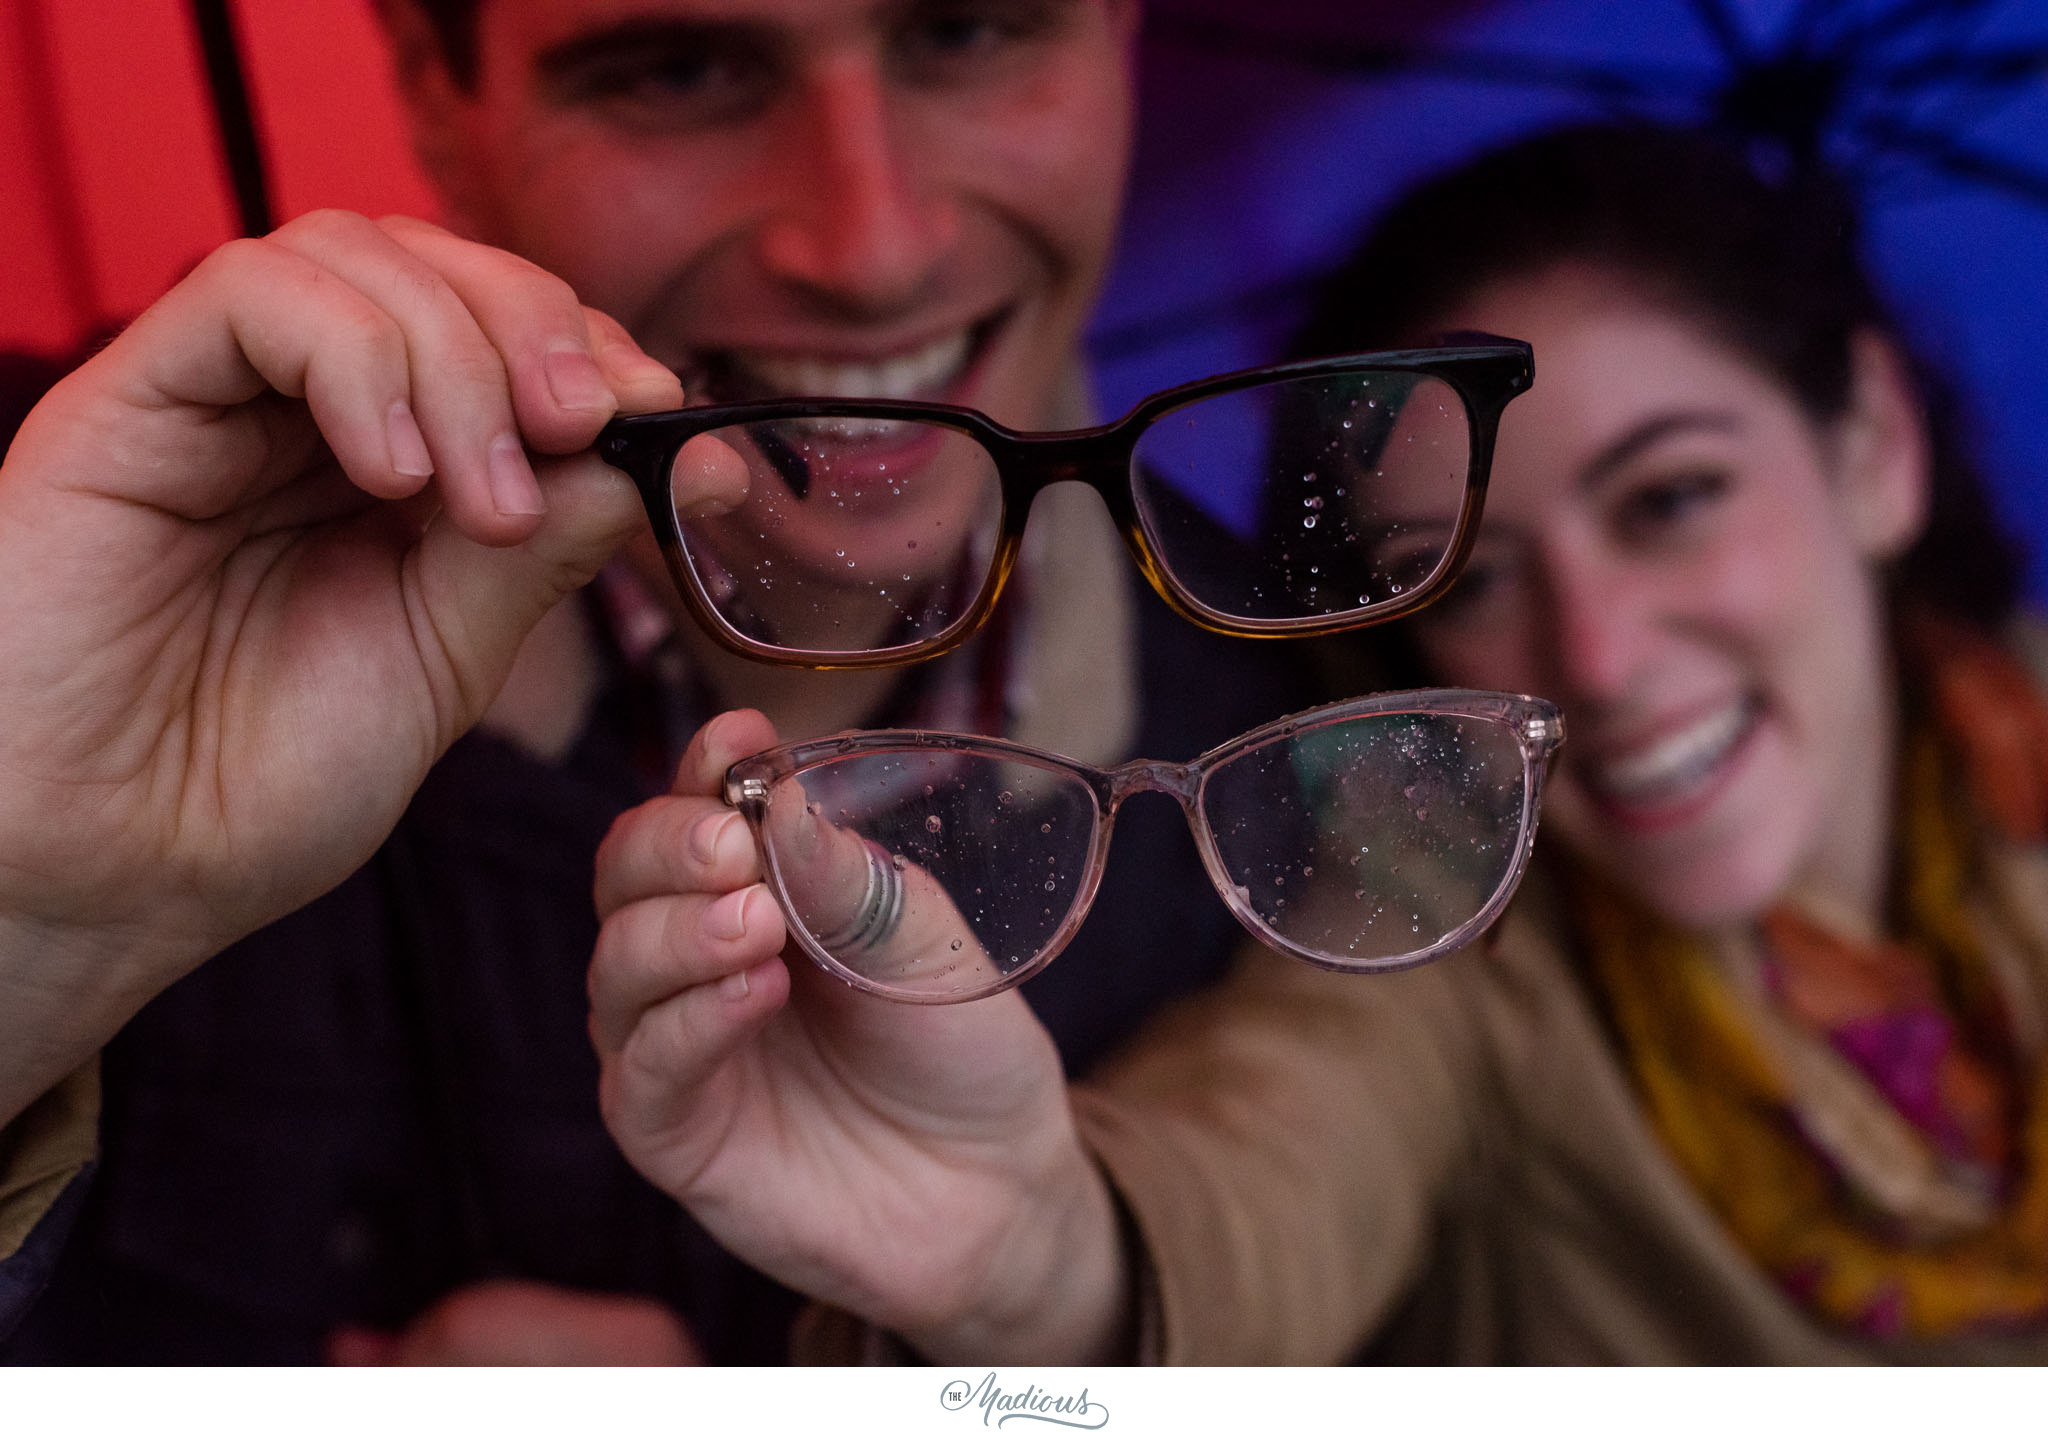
[1070,873,2048,1364]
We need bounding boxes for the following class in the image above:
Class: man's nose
[755,62,961,309]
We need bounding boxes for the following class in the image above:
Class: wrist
[0,907,216,1126]
[903,1117,1136,1366]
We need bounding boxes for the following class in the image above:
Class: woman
[587,124,2048,1362]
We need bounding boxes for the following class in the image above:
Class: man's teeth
[734,330,973,400]
[1586,700,1755,803]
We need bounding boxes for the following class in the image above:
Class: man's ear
[1834,328,1932,562]
[373,0,485,229]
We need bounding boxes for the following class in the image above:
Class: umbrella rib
[1827,0,2000,61]
[1853,114,2048,206]
[1867,44,2048,94]
[1782,0,1841,52]
[1146,14,1705,105]
[1685,0,1756,65]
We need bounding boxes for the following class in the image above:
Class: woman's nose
[1542,555,1656,704]
[753,60,961,310]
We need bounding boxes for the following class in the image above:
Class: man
[0,0,1311,1360]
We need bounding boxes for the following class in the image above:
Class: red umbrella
[0,0,433,355]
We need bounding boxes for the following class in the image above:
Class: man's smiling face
[394,0,1138,431]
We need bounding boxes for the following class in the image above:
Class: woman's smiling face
[1409,264,1930,929]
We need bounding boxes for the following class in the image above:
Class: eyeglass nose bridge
[993,429,1139,510]
[1097,755,1205,817]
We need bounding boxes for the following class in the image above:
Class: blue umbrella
[1092,0,2048,598]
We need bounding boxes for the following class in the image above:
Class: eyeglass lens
[669,418,1005,657]
[758,748,1103,1001]
[750,708,1540,1002]
[1131,371,1473,623]
[665,369,1472,659]
[1199,711,1533,966]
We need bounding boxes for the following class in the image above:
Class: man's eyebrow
[533,17,772,82]
[1581,410,1742,491]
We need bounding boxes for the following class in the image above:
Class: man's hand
[589,710,1133,1365]
[0,212,683,1123]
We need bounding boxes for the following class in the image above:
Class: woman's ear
[1834,329,1932,561]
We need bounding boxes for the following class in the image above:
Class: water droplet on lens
[891,853,907,870]
[1040,822,1051,834]
[924,814,943,834]
[1303,495,1322,511]
[1302,866,1314,878]
[998,790,1014,806]
[1043,879,1056,892]
[950,939,962,951]
[1303,515,1319,529]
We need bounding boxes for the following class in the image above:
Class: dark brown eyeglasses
[598,341,1533,669]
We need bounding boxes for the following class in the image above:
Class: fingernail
[544,346,614,415]
[705,887,751,942]
[718,966,753,1002]
[488,434,546,516]
[605,340,682,391]
[675,493,740,520]
[690,810,742,866]
[386,401,434,478]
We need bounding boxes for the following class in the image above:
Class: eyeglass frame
[724,687,1566,1004]
[598,340,1534,670]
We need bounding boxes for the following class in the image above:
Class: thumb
[411,450,647,725]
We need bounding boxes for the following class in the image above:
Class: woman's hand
[589,710,1134,1364]
[0,212,685,1122]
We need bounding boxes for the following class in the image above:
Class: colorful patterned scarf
[1583,615,2048,1340]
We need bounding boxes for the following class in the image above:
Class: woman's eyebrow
[1580,410,1742,492]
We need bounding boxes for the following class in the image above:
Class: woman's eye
[1421,550,1515,626]
[1612,469,1729,542]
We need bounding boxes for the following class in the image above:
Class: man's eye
[555,45,776,128]
[895,0,1068,79]
[1612,469,1728,542]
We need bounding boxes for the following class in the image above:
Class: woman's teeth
[731,330,975,400]
[1585,698,1757,805]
